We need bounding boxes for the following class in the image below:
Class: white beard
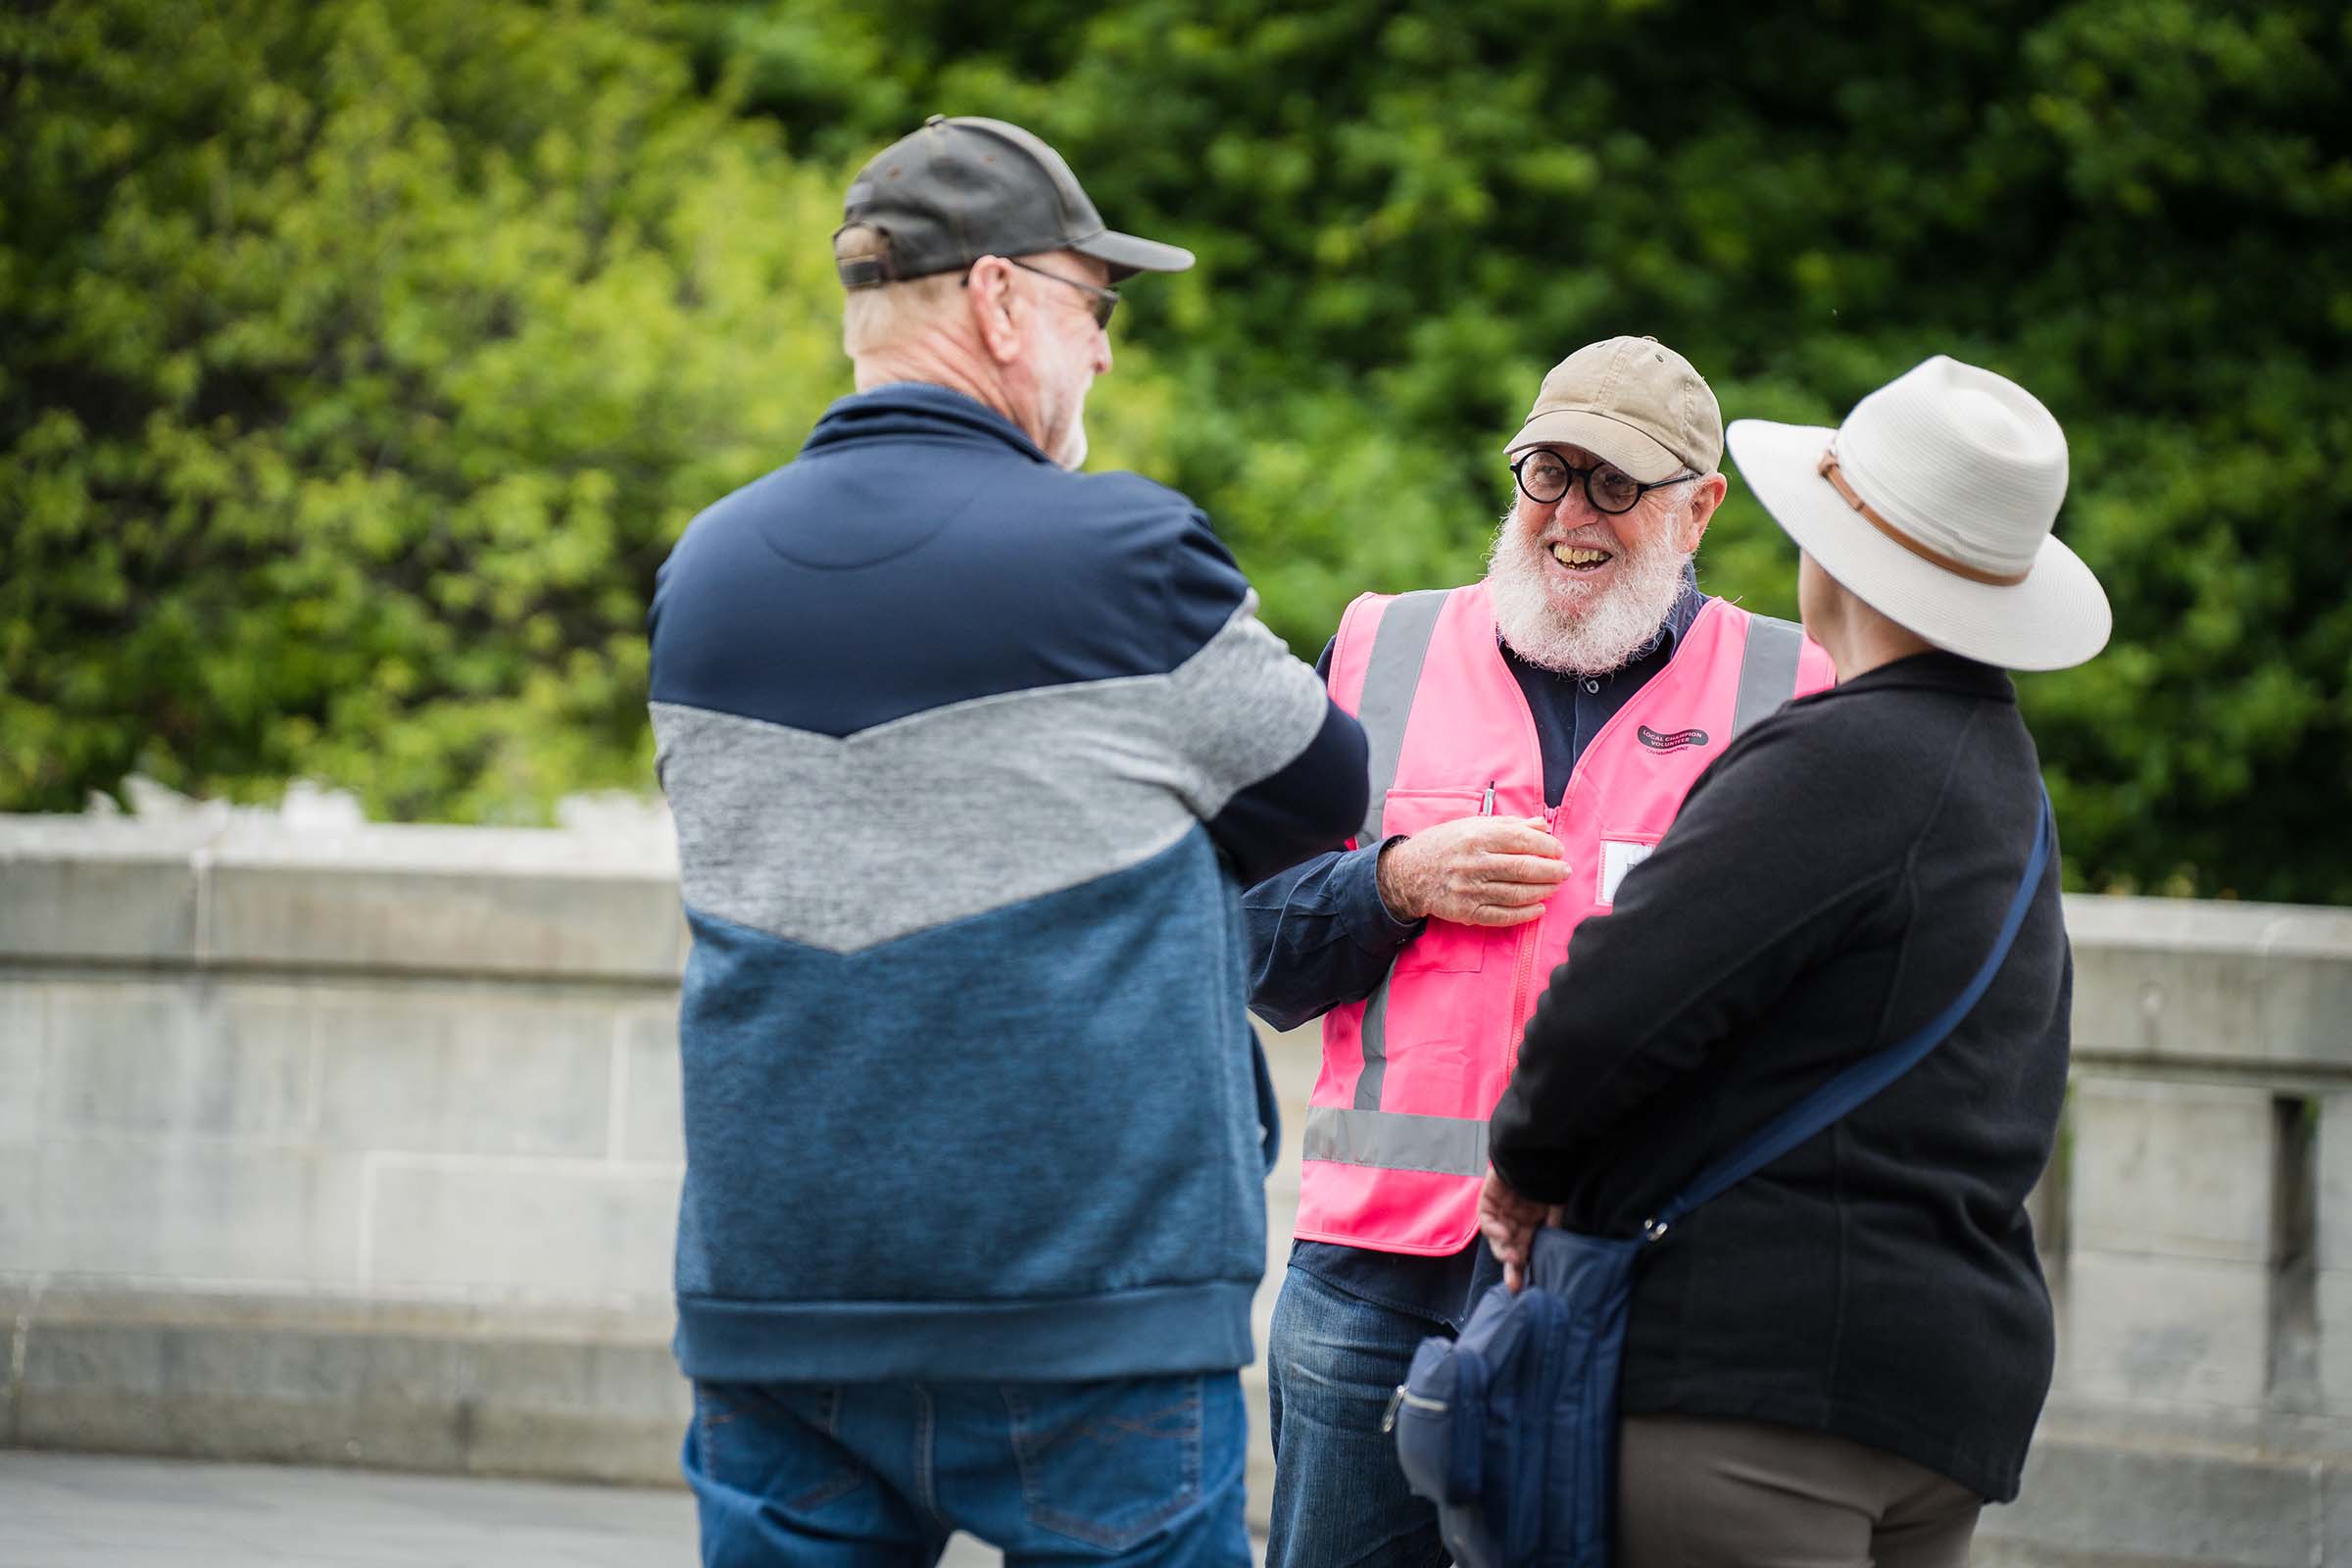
[1485,511,1691,675]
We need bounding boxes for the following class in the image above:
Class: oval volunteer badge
[1637,724,1709,753]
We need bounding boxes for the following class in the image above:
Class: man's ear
[965,258,1025,367]
[1678,472,1729,553]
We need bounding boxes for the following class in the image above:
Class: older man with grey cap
[649,116,1367,1566]
[1243,336,1833,1568]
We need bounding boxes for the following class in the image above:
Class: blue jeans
[1264,1267,1452,1568]
[683,1373,1250,1567]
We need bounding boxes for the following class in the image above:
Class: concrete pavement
[0,1450,1004,1567]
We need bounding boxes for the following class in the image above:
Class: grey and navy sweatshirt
[647,383,1368,1383]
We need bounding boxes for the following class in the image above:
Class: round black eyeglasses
[1511,451,1695,514]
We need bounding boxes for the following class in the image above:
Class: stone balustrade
[1,815,2345,1562]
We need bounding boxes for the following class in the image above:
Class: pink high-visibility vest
[1295,583,1836,1255]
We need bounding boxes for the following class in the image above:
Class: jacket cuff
[1340,837,1425,952]
[1486,1140,1567,1207]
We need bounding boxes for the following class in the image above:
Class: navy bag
[1393,791,2055,1568]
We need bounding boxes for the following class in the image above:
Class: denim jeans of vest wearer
[683,1374,1250,1568]
[1264,1265,1453,1568]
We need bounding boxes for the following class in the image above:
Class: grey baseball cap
[835,115,1195,288]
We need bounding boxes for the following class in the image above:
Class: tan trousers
[1618,1414,1983,1568]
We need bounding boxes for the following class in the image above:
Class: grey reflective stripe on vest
[1300,1104,1490,1178]
[1731,612,1805,738]
[1346,589,1451,1115]
[1354,590,1451,848]
[1354,973,1394,1109]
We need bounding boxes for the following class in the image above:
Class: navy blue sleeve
[1244,838,1422,1030]
[1210,706,1374,893]
[1154,500,1257,667]
[1241,638,1422,1031]
[1157,520,1370,888]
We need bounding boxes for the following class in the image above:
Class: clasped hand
[1478,1170,1561,1294]
[1374,815,1571,927]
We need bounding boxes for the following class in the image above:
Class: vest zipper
[1504,799,1559,1069]
[1506,927,1538,1077]
[1503,602,1721,1067]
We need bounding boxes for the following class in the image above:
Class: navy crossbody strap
[1648,787,2055,1235]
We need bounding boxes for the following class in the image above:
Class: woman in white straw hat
[1479,356,2107,1565]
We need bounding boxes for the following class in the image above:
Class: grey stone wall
[2,815,2347,1561]
[0,816,690,1482]
[1984,899,2352,1565]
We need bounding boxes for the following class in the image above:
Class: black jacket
[1489,652,2069,1502]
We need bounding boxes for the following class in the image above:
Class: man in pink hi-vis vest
[1242,336,1835,1568]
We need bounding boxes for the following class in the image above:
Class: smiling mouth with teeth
[1550,543,1615,570]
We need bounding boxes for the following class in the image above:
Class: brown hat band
[1818,448,2030,588]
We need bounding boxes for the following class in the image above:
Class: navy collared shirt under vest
[1242,565,1707,1329]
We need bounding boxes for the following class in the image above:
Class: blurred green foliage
[5,0,2349,900]
[2,0,849,819]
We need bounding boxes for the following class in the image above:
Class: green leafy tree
[5,0,2349,902]
[1,0,855,819]
[677,0,2352,901]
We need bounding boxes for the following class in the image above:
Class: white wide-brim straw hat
[1726,355,2111,672]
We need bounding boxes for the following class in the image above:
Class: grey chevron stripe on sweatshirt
[652,597,1333,955]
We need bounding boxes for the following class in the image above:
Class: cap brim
[1726,418,2112,672]
[1069,228,1195,279]
[1503,409,1685,484]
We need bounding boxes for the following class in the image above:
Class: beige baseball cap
[1503,336,1724,483]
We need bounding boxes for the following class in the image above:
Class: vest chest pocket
[1378,787,1495,974]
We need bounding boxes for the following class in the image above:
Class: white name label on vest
[1598,839,1656,906]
